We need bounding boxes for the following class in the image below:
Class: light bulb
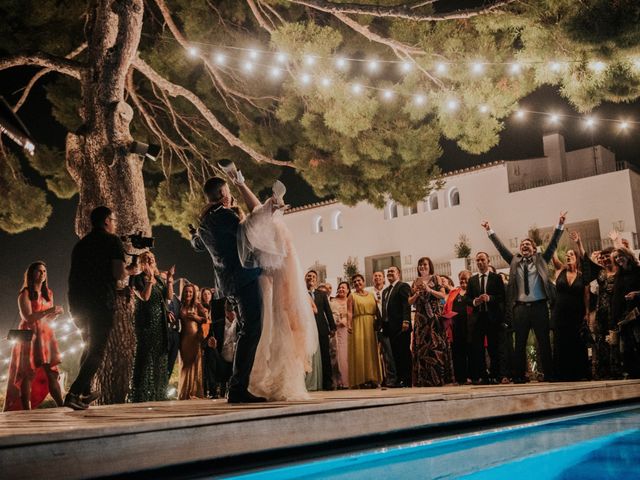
[188,46,199,57]
[270,67,282,78]
[471,62,484,74]
[368,60,379,72]
[300,73,311,84]
[248,49,259,60]
[382,89,394,100]
[401,62,412,73]
[436,63,448,74]
[214,53,226,65]
[335,57,348,69]
[585,116,596,128]
[243,61,254,73]
[320,77,332,87]
[620,121,630,130]
[549,114,560,123]
[413,94,426,105]
[351,83,362,94]
[479,104,489,113]
[549,61,562,72]
[509,63,522,74]
[304,55,316,66]
[589,61,606,73]
[276,52,288,64]
[515,109,525,119]
[447,99,459,111]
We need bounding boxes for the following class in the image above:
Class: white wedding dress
[238,196,318,401]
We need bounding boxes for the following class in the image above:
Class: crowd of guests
[4,210,640,410]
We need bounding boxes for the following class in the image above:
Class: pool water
[220,404,640,479]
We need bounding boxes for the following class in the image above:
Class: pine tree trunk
[65,0,147,403]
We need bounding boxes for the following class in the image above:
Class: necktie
[523,260,530,295]
[480,274,487,311]
[309,290,315,300]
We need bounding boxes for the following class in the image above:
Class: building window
[448,187,460,207]
[425,193,438,211]
[331,210,343,230]
[403,204,417,216]
[384,201,398,220]
[312,215,323,234]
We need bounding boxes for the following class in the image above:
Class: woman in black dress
[611,248,640,378]
[551,235,590,381]
[130,252,174,402]
[443,270,473,384]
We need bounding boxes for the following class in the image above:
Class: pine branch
[13,44,88,112]
[0,52,83,79]
[132,56,292,167]
[287,0,516,21]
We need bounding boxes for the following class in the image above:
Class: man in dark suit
[466,252,506,384]
[381,266,412,387]
[482,212,566,383]
[305,270,337,390]
[191,175,264,403]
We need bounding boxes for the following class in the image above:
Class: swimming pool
[220,404,640,479]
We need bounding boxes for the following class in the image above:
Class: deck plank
[1,380,639,479]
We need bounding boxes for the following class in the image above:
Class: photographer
[65,206,140,410]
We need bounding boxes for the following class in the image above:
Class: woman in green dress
[130,252,174,402]
[348,274,382,388]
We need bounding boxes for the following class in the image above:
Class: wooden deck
[1,380,639,479]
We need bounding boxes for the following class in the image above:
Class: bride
[221,163,318,401]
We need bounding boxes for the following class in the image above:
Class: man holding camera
[65,206,139,410]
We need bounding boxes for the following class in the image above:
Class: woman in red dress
[3,262,64,411]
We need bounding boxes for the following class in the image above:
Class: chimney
[542,129,567,182]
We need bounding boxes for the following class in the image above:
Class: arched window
[384,201,398,220]
[312,215,324,234]
[448,187,460,207]
[331,210,343,230]
[425,192,438,211]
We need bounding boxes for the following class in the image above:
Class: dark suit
[382,282,412,386]
[192,204,262,398]
[310,289,337,390]
[466,271,506,381]
[489,227,563,380]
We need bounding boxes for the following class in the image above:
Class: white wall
[284,165,639,288]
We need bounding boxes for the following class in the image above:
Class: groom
[191,174,264,403]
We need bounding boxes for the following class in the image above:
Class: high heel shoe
[218,159,245,185]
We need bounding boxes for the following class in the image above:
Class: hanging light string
[152,37,639,131]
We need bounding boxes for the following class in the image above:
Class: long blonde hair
[139,251,160,276]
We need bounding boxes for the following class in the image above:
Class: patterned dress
[592,269,620,379]
[330,297,349,388]
[348,292,382,387]
[412,277,454,387]
[3,289,61,411]
[130,275,169,402]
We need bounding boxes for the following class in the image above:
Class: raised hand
[481,220,491,231]
[569,230,581,243]
[167,265,176,279]
[608,230,620,242]
[558,211,568,225]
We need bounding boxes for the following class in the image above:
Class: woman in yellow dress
[348,274,382,388]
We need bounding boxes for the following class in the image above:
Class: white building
[283,132,640,286]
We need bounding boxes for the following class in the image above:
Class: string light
[515,109,525,119]
[471,62,485,75]
[335,57,348,70]
[320,77,332,87]
[276,52,288,64]
[510,63,522,75]
[270,67,282,79]
[300,73,312,85]
[436,63,448,74]
[351,83,363,94]
[400,62,413,73]
[447,99,459,111]
[248,49,259,60]
[620,121,630,130]
[585,116,597,128]
[188,46,199,57]
[214,53,226,65]
[549,113,560,123]
[242,61,254,73]
[589,61,607,73]
[304,55,317,66]
[382,89,394,100]
[413,94,426,106]
[549,61,563,72]
[367,60,380,73]
[479,104,490,114]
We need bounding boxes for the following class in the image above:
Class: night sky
[1,72,640,335]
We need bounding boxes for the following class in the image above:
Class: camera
[121,232,155,250]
